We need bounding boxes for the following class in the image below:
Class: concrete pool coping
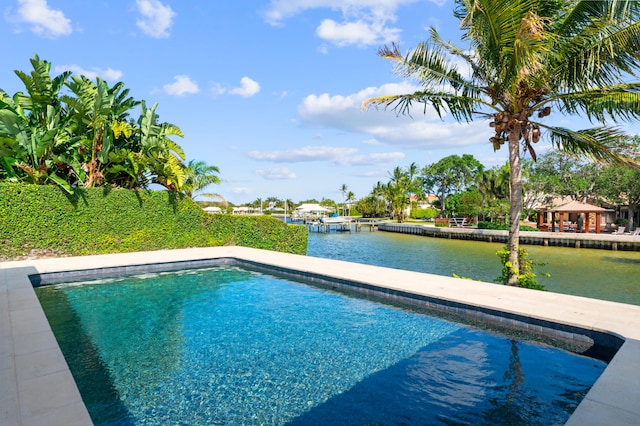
[1,246,638,425]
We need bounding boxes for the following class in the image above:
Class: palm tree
[339,183,348,215]
[406,161,420,216]
[183,159,224,203]
[363,0,640,285]
[388,166,412,222]
[346,190,355,216]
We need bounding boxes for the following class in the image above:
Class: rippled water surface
[307,230,640,305]
[37,266,605,425]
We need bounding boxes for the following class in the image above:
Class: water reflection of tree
[481,340,541,425]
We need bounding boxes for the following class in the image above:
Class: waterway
[306,230,640,306]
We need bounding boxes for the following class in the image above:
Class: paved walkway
[2,246,639,425]
[380,223,640,251]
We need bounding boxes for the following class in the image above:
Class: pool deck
[1,246,639,425]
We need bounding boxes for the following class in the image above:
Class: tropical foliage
[363,0,640,285]
[183,159,223,201]
[367,165,422,222]
[0,55,220,197]
[495,246,547,290]
[0,182,307,260]
[422,154,483,217]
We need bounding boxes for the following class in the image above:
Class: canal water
[306,230,640,306]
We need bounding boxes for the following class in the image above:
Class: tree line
[352,147,640,230]
[0,55,221,198]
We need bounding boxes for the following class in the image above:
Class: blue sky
[2,1,639,204]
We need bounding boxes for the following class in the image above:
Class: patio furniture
[614,226,626,235]
[449,217,468,227]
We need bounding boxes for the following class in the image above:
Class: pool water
[36,266,606,425]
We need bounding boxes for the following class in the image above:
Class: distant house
[292,203,333,221]
[232,206,259,215]
[410,195,439,209]
[202,206,222,214]
[294,203,332,214]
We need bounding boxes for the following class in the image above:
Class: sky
[2,0,639,205]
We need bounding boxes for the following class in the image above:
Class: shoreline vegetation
[0,183,307,261]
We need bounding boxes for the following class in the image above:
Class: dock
[305,217,386,233]
[379,223,640,251]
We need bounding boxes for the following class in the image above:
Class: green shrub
[435,218,449,227]
[495,246,548,290]
[410,207,438,220]
[0,183,307,260]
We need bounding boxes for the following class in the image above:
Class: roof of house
[294,203,331,212]
[203,206,222,212]
[548,200,607,212]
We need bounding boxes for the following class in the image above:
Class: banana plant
[136,101,186,191]
[63,76,140,188]
[0,89,77,192]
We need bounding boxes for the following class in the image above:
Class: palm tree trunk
[507,132,523,286]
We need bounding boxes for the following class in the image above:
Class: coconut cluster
[489,107,549,155]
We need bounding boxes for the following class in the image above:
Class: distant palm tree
[339,183,348,215]
[183,159,224,203]
[406,162,420,216]
[364,0,640,285]
[346,190,355,216]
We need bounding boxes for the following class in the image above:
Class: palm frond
[363,89,489,122]
[541,124,638,167]
[552,18,640,90]
[377,40,473,97]
[557,0,640,36]
[551,83,640,122]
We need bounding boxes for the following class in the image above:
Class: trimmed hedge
[0,183,307,260]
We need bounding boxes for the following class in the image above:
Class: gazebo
[537,200,607,233]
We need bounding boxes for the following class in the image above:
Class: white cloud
[248,145,405,167]
[298,82,424,132]
[212,77,261,98]
[317,18,400,47]
[136,0,175,38]
[352,168,389,178]
[255,167,297,180]
[210,83,227,97]
[53,65,123,82]
[263,0,436,47]
[230,77,261,98]
[264,0,416,25]
[336,151,405,166]
[298,82,492,149]
[16,0,72,37]
[248,146,358,163]
[163,75,200,96]
[230,186,253,195]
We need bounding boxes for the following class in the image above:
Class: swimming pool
[36,264,606,425]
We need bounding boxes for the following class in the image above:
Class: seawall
[379,223,640,251]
